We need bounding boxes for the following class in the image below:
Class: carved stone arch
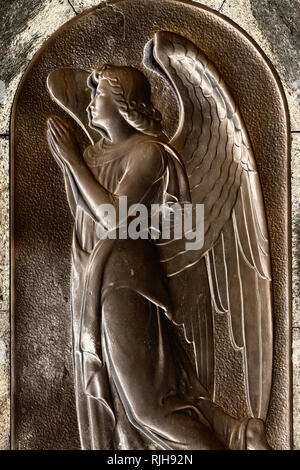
[11,0,290,449]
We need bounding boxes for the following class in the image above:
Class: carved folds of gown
[46,30,273,450]
[12,0,290,450]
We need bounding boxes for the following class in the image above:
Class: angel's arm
[47,125,77,218]
[69,142,166,227]
[115,142,166,206]
[47,117,115,222]
[47,118,165,227]
[62,169,77,219]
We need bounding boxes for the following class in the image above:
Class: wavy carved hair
[88,65,163,137]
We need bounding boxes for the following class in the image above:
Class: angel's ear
[47,68,98,144]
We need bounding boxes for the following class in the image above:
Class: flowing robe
[65,133,214,450]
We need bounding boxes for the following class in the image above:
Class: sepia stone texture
[0,136,9,450]
[69,0,225,14]
[11,0,290,450]
[0,138,9,312]
[293,328,300,449]
[0,0,298,450]
[0,0,75,134]
[0,312,10,450]
[220,0,300,132]
[292,133,300,447]
[292,133,300,329]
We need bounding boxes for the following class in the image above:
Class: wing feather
[47,68,98,144]
[147,31,273,418]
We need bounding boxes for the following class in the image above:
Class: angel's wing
[47,68,99,144]
[145,31,273,420]
[47,68,105,222]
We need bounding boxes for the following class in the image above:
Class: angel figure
[46,31,273,450]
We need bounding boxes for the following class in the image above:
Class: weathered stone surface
[68,0,101,13]
[292,131,300,447]
[292,133,300,329]
[192,0,225,8]
[0,0,75,134]
[11,0,291,449]
[70,0,225,14]
[220,0,300,131]
[0,312,10,450]
[293,327,300,449]
[0,137,9,450]
[0,0,298,450]
[0,138,9,312]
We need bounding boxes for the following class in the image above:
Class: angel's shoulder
[128,138,166,172]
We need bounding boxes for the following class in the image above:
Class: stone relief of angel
[46,31,273,450]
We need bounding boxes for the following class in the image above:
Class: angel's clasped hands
[47,116,82,169]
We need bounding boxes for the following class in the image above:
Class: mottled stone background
[0,0,299,449]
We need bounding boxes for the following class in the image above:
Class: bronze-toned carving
[46,31,273,450]
[11,0,291,450]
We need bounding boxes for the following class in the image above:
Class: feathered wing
[47,68,104,220]
[47,68,98,144]
[146,31,273,419]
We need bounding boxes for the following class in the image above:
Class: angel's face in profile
[88,79,120,130]
[87,65,163,141]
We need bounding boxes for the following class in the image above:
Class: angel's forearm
[68,159,115,224]
[62,169,77,219]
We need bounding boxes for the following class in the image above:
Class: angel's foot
[197,398,271,450]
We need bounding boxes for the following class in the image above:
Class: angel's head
[87,65,163,140]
